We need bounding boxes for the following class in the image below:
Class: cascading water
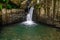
[21,6,37,26]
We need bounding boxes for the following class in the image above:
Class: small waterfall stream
[21,6,36,26]
[27,6,34,21]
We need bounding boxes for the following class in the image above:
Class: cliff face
[1,0,60,27]
[33,0,60,27]
[2,9,26,24]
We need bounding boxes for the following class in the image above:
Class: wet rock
[2,9,26,24]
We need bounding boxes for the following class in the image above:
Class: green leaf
[3,0,9,3]
[3,0,6,2]
[0,4,3,10]
[7,4,12,9]
[35,4,41,9]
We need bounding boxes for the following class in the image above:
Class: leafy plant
[0,0,20,9]
[0,4,3,10]
[7,4,12,9]
[35,4,41,9]
[0,0,9,3]
[6,4,19,9]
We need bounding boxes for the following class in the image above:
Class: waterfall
[21,6,37,26]
[27,6,34,21]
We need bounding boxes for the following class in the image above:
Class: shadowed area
[0,23,60,40]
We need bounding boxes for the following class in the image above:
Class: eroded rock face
[0,11,2,25]
[2,9,26,24]
[33,6,60,27]
[10,0,20,6]
[10,0,27,8]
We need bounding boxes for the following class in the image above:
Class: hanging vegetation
[0,4,3,10]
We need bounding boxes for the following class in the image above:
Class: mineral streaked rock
[21,0,27,4]
[2,9,25,24]
[0,11,2,15]
[2,8,7,14]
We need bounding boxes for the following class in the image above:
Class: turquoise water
[0,23,60,40]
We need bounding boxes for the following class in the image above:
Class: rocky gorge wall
[33,0,60,27]
[1,0,60,27]
[1,9,27,25]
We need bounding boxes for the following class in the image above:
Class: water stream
[21,6,36,26]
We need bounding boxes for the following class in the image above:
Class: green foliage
[3,0,9,3]
[6,4,19,9]
[0,0,9,3]
[35,4,41,9]
[7,4,12,9]
[0,0,19,9]
[0,4,3,10]
[3,0,6,2]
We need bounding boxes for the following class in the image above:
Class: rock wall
[2,9,26,24]
[33,0,60,27]
[0,11,2,25]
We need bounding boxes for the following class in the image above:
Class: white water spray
[21,6,36,26]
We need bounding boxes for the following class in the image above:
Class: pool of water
[0,23,60,40]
